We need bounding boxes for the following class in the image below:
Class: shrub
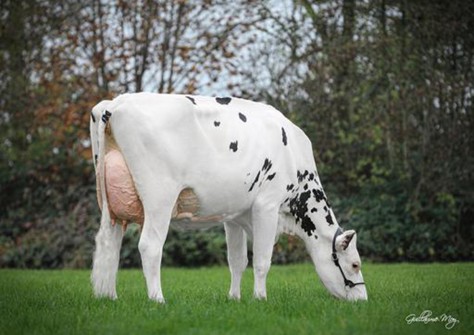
[333,181,473,262]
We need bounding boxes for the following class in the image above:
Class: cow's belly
[96,150,223,226]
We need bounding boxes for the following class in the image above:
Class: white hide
[90,93,368,302]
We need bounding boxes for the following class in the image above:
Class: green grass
[0,263,472,335]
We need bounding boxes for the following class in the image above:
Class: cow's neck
[284,177,341,259]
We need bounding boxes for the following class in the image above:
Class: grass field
[0,263,472,335]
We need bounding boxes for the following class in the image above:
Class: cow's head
[306,228,368,301]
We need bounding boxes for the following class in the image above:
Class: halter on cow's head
[303,225,367,301]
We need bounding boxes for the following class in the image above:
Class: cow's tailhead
[305,228,368,301]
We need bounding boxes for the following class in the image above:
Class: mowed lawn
[0,263,472,335]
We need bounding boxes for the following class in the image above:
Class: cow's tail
[97,109,112,218]
[90,100,111,209]
[92,108,122,300]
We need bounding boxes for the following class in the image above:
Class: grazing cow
[90,93,367,302]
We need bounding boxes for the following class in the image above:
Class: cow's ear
[335,230,356,251]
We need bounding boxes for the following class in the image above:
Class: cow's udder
[103,150,145,225]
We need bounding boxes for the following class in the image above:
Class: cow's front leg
[91,208,124,299]
[224,222,248,300]
[138,209,172,303]
[251,203,279,300]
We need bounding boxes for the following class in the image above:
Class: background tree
[245,0,473,261]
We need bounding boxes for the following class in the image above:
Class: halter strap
[331,227,365,288]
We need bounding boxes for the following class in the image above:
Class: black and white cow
[90,93,367,302]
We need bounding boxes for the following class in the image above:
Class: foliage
[1,264,473,335]
[333,181,473,262]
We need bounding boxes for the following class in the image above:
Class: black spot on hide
[249,158,277,191]
[248,171,260,192]
[312,189,326,203]
[186,96,196,105]
[312,188,332,208]
[262,158,272,173]
[91,112,96,123]
[267,172,276,181]
[216,97,232,105]
[229,141,238,152]
[286,184,294,191]
[214,121,221,127]
[311,207,317,213]
[326,213,334,225]
[101,110,111,123]
[282,127,287,146]
[298,169,318,184]
[297,170,304,183]
[239,113,247,122]
[289,190,316,237]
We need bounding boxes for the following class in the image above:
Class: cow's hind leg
[224,221,248,300]
[251,202,279,300]
[91,209,123,299]
[138,193,177,303]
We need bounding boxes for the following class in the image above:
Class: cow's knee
[254,261,270,277]
[253,259,271,284]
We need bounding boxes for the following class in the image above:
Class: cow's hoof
[228,293,241,301]
[150,296,166,304]
[253,292,267,301]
